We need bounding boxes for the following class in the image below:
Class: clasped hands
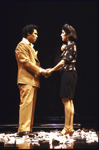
[40,68,54,78]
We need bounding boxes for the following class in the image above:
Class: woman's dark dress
[60,42,77,99]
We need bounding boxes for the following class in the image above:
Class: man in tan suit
[15,24,48,136]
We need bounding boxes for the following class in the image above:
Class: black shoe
[28,132,35,137]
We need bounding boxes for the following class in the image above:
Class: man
[15,24,48,136]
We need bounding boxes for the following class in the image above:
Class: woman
[48,24,77,136]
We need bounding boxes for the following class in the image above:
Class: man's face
[27,29,38,43]
[61,30,67,41]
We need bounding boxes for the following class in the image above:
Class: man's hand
[40,69,48,77]
[45,68,53,78]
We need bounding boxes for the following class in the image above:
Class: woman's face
[61,30,67,41]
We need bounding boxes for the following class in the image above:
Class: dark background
[0,0,98,123]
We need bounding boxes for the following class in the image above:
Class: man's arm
[15,43,47,76]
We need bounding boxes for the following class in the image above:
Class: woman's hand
[48,68,54,74]
[61,44,66,51]
[45,68,54,78]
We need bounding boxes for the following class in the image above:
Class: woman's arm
[49,60,65,73]
[55,66,62,71]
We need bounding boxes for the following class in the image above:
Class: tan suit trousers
[18,84,37,133]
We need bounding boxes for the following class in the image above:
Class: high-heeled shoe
[69,128,74,136]
[60,127,69,136]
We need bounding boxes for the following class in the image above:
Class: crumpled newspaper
[0,128,98,149]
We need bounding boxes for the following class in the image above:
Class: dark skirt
[60,70,77,99]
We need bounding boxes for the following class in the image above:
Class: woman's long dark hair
[62,24,77,41]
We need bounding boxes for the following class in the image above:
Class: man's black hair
[21,24,38,38]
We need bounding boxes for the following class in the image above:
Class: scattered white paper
[0,128,98,149]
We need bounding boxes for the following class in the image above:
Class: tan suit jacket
[15,40,40,88]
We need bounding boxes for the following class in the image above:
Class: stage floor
[0,123,99,149]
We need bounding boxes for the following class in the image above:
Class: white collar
[22,37,34,48]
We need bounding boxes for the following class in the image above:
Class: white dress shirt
[22,37,34,48]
